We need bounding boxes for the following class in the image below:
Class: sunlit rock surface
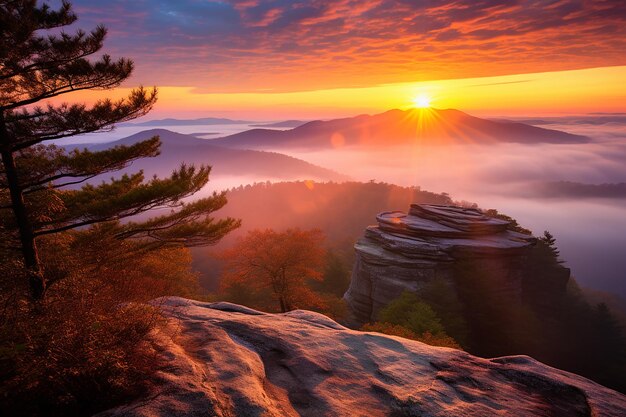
[99,298,626,417]
[344,204,539,323]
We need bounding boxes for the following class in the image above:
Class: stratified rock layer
[99,298,626,417]
[344,204,538,323]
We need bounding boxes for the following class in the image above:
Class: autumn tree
[221,228,326,312]
[0,226,207,416]
[0,1,239,299]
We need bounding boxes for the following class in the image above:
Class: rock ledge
[99,297,626,417]
[345,204,541,322]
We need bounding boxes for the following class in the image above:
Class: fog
[59,122,289,145]
[281,119,626,298]
[66,115,626,299]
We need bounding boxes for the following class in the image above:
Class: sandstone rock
[344,204,539,323]
[98,298,626,417]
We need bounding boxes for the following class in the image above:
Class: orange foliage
[220,228,326,312]
[0,230,204,416]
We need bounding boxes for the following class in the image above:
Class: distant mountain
[127,117,252,126]
[494,114,626,126]
[528,181,626,198]
[211,108,590,150]
[250,120,308,128]
[71,129,347,182]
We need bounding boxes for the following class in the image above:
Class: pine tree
[540,230,562,263]
[0,1,240,299]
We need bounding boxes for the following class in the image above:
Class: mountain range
[126,117,252,126]
[250,120,308,128]
[211,108,590,150]
[72,129,347,182]
[526,181,626,198]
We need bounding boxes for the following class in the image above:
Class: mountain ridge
[69,129,348,182]
[210,108,590,150]
[251,120,308,128]
[124,117,253,126]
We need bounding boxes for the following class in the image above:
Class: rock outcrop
[344,204,541,323]
[99,298,626,417]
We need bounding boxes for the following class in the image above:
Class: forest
[203,188,626,395]
[1,2,625,416]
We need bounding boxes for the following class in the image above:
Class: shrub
[378,291,446,335]
[0,233,202,417]
[363,291,461,349]
[361,322,461,349]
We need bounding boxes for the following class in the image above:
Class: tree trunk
[0,115,45,299]
[279,297,286,313]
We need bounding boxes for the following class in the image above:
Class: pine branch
[6,87,158,150]
[0,25,106,81]
[22,174,99,195]
[16,137,161,191]
[0,1,240,298]
[112,194,240,246]
[1,55,136,110]
[32,164,212,235]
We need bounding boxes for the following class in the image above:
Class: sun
[412,94,432,108]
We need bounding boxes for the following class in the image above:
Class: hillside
[100,298,626,417]
[192,181,456,290]
[211,108,590,150]
[126,117,252,126]
[250,120,308,128]
[72,129,347,182]
[209,181,455,243]
[527,181,626,198]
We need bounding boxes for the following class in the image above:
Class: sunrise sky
[64,0,626,119]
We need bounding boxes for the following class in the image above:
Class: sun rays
[412,94,432,108]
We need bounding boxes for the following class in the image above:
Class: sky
[41,1,626,296]
[57,0,626,119]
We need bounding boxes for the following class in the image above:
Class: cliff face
[344,204,542,323]
[99,298,626,417]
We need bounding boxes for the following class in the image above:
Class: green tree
[317,251,351,296]
[453,259,537,356]
[539,230,562,263]
[419,278,468,346]
[378,291,446,336]
[523,230,569,311]
[0,1,240,299]
[483,208,533,235]
[592,303,626,385]
[361,322,460,349]
[362,291,460,348]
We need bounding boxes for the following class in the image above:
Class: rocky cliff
[344,204,544,323]
[99,298,626,417]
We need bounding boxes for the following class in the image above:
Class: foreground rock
[344,204,569,323]
[99,298,626,417]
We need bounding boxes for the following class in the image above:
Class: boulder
[98,297,626,417]
[344,204,539,323]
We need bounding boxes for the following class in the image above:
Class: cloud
[70,0,626,92]
[467,79,533,88]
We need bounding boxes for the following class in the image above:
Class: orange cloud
[71,0,626,93]
[56,66,626,119]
